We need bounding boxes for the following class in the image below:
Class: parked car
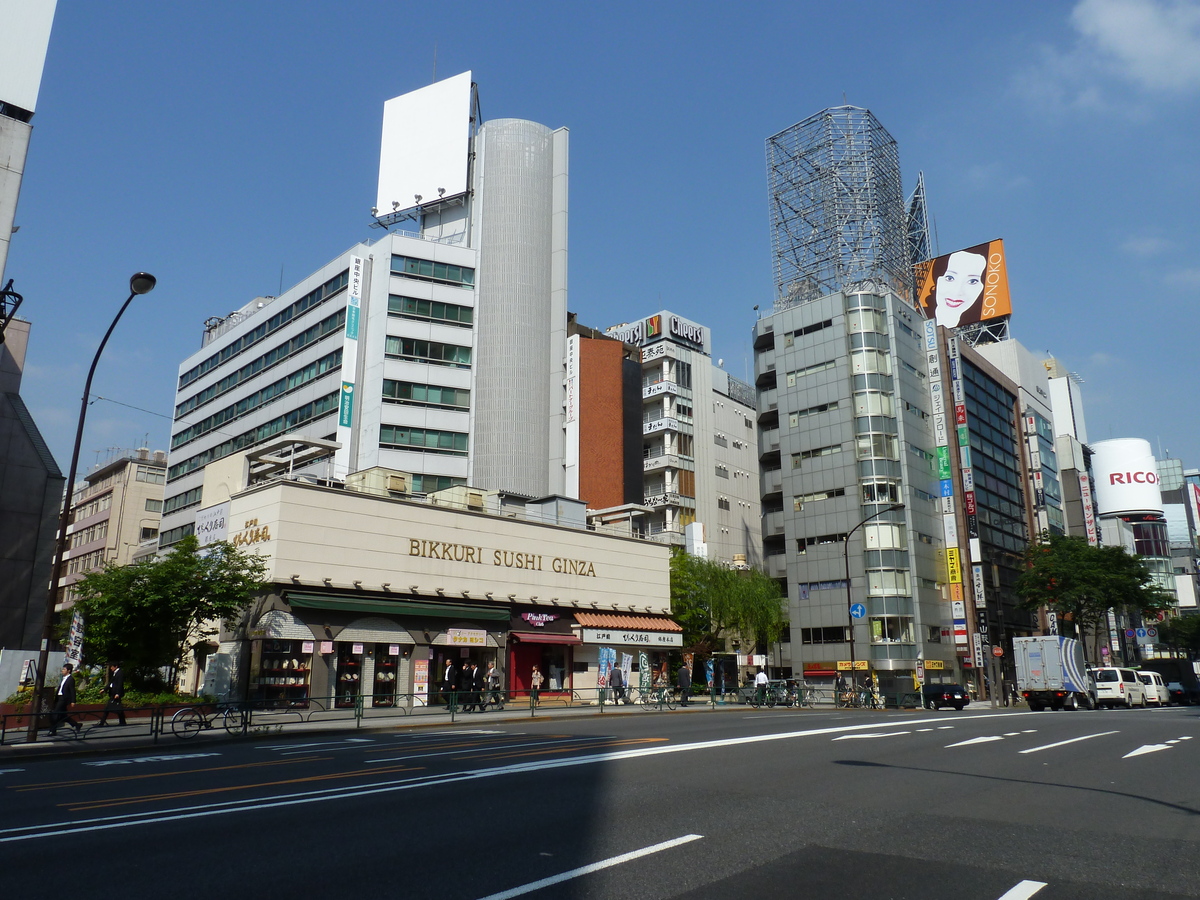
[922,683,970,711]
[1167,682,1200,705]
[1137,671,1170,706]
[1090,667,1147,708]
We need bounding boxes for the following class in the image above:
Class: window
[788,400,839,427]
[164,486,204,514]
[861,479,901,504]
[870,616,914,643]
[390,255,475,287]
[675,361,693,390]
[856,433,898,460]
[179,270,348,389]
[382,380,470,410]
[717,498,731,511]
[801,626,849,645]
[384,337,471,368]
[792,488,845,510]
[853,391,894,417]
[867,569,911,596]
[387,295,474,327]
[135,466,165,484]
[798,443,843,461]
[788,318,835,340]
[715,465,729,479]
[140,527,159,541]
[850,348,891,375]
[864,523,906,550]
[379,425,468,456]
[145,498,163,513]
[785,359,836,386]
[797,532,848,553]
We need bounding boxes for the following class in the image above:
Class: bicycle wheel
[172,708,204,740]
[223,706,247,735]
[665,692,676,711]
[639,689,654,711]
[835,691,851,709]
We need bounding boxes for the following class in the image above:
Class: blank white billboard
[376,71,471,216]
[0,0,56,112]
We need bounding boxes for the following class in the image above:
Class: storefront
[247,609,316,707]
[573,612,683,696]
[507,609,581,697]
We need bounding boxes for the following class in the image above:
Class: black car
[922,682,970,711]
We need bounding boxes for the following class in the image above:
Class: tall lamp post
[844,502,905,690]
[26,273,157,742]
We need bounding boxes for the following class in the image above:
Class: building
[56,449,167,609]
[600,310,762,565]
[161,72,569,545]
[185,439,675,705]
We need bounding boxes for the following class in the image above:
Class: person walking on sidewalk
[678,662,692,707]
[98,661,126,726]
[530,665,544,707]
[47,663,80,737]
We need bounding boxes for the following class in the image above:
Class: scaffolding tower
[767,106,911,309]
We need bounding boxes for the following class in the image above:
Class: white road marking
[1021,730,1037,734]
[1167,739,1180,744]
[368,737,595,763]
[83,753,221,767]
[917,728,934,732]
[832,732,911,741]
[257,738,373,751]
[1123,743,1173,758]
[1180,736,1193,741]
[1018,732,1119,755]
[475,834,704,900]
[946,736,1005,748]
[998,879,1047,899]
[937,726,955,730]
[1004,732,1021,736]
[0,769,25,775]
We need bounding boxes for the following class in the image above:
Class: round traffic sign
[849,603,866,619]
[1147,627,1158,638]
[992,645,1003,657]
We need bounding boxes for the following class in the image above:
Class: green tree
[1015,533,1174,661]
[68,535,269,685]
[669,549,786,656]
[1155,614,1200,658]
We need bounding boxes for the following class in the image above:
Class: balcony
[753,323,775,351]
[643,453,681,473]
[759,388,778,414]
[765,553,788,580]
[642,380,681,400]
[763,511,782,540]
[759,428,780,456]
[760,467,782,497]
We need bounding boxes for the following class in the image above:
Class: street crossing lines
[997,880,1047,899]
[1018,732,1119,754]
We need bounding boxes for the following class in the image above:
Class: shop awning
[510,631,582,644]
[286,592,510,621]
[572,612,682,632]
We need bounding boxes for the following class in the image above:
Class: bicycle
[639,685,676,712]
[171,703,249,739]
[799,685,824,708]
[748,684,776,709]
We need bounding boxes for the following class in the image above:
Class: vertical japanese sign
[65,610,85,669]
[334,256,365,478]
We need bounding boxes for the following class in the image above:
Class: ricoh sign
[1090,438,1163,517]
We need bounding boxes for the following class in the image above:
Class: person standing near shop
[463,662,481,712]
[46,663,80,736]
[530,664,544,707]
[98,661,126,726]
[755,667,770,705]
[484,662,501,709]
[609,663,626,705]
[442,659,458,708]
[678,662,692,707]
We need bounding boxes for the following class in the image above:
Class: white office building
[161,73,568,544]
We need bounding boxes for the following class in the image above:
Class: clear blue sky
[10,0,1200,475]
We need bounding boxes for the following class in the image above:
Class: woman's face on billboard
[934,250,986,327]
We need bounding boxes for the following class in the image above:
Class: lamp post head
[888,503,905,512]
[129,272,156,295]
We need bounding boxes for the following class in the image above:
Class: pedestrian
[463,662,481,712]
[442,659,458,708]
[678,662,692,707]
[484,662,502,710]
[46,663,80,737]
[531,664,544,706]
[98,661,126,726]
[609,663,626,705]
[755,667,770,705]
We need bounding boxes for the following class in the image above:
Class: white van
[1090,667,1147,708]
[1137,671,1169,706]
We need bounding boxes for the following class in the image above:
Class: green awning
[285,592,510,621]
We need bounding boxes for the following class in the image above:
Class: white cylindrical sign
[1090,438,1162,516]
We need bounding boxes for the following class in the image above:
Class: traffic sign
[849,603,866,619]
[1147,627,1158,638]
[991,645,1004,657]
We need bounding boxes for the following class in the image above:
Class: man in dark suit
[678,662,692,707]
[47,663,80,736]
[98,661,126,726]
[462,663,481,712]
[442,660,458,708]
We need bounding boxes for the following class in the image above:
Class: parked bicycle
[171,703,249,739]
[638,685,676,712]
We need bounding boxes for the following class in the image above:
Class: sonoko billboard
[1090,438,1163,516]
[915,239,1012,329]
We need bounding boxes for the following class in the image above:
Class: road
[1,704,1197,899]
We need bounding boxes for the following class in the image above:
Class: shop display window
[254,639,312,707]
[335,643,364,708]
[372,644,401,707]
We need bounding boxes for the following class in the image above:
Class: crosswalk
[830,725,1195,760]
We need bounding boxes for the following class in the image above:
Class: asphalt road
[1,704,1198,899]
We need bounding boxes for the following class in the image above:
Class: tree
[669,549,787,656]
[1155,614,1200,659]
[1015,533,1174,662]
[68,535,269,685]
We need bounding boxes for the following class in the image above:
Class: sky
[7,0,1200,478]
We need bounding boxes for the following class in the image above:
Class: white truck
[1013,635,1097,711]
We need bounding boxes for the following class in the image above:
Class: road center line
[475,834,704,900]
[997,879,1047,899]
[1018,731,1119,754]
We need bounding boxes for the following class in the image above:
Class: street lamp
[843,502,905,690]
[26,273,157,742]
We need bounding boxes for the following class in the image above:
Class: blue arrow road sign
[850,603,866,619]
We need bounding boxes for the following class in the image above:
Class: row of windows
[388,295,474,327]
[172,350,342,450]
[380,425,468,456]
[72,492,112,523]
[176,309,346,418]
[784,318,834,346]
[391,255,475,287]
[67,549,105,575]
[167,393,339,481]
[382,379,471,410]
[180,270,348,389]
[797,532,848,553]
[146,498,163,513]
[717,498,730,511]
[792,487,846,510]
[787,400,840,428]
[785,359,836,386]
[135,466,166,484]
[902,399,928,420]
[70,520,108,549]
[164,485,204,515]
[384,336,472,368]
[791,443,843,469]
[801,627,849,645]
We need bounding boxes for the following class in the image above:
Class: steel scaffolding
[767,106,911,309]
